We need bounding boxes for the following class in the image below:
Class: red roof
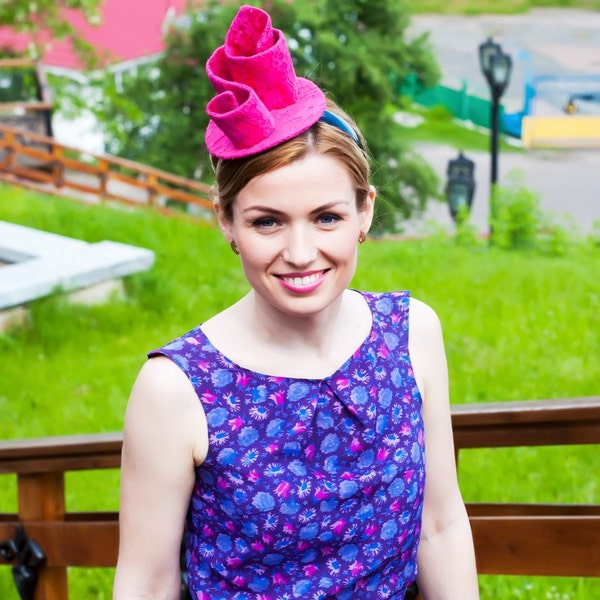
[0,0,199,70]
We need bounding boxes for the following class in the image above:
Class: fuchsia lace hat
[205,5,327,159]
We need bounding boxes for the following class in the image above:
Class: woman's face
[217,153,375,320]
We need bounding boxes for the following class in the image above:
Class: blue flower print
[248,577,269,592]
[266,418,284,437]
[339,544,359,562]
[206,407,228,427]
[375,296,393,315]
[251,385,267,403]
[216,534,232,552]
[300,523,319,540]
[351,386,368,405]
[280,499,301,514]
[301,549,318,563]
[358,449,375,468]
[211,369,233,388]
[252,492,275,511]
[263,553,284,565]
[382,463,398,483]
[383,332,399,350]
[241,521,258,538]
[316,412,334,429]
[238,426,259,447]
[217,447,237,466]
[339,480,358,499]
[293,580,312,597]
[391,367,404,388]
[288,459,306,476]
[321,433,340,454]
[388,477,406,497]
[376,414,389,434]
[287,382,310,401]
[381,520,398,540]
[378,388,393,408]
[356,503,374,521]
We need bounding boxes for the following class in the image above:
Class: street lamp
[478,37,512,233]
[445,152,475,223]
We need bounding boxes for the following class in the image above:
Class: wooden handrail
[1,397,599,599]
[0,123,213,216]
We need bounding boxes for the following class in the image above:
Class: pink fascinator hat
[205,5,327,159]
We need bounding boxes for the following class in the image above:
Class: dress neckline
[198,290,377,382]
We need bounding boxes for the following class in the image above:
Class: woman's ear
[214,200,233,243]
[360,185,376,233]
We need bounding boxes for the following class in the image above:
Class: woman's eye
[318,213,341,225]
[252,217,278,229]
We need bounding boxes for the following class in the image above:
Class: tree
[91,0,441,231]
[0,0,101,66]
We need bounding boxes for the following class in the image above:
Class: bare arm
[409,298,479,599]
[113,356,208,600]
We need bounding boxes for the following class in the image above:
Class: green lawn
[406,0,600,14]
[0,185,598,598]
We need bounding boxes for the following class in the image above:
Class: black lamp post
[445,152,476,223]
[478,37,512,232]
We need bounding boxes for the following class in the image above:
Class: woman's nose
[281,227,318,266]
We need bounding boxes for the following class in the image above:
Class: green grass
[0,185,599,598]
[394,104,520,152]
[406,0,600,15]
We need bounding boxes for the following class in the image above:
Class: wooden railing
[0,123,213,216]
[0,397,599,599]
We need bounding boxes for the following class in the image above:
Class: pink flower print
[369,385,378,398]
[269,390,285,405]
[292,422,307,435]
[400,422,411,436]
[262,533,274,545]
[365,523,378,536]
[377,448,390,461]
[331,519,346,535]
[201,390,217,404]
[236,372,251,387]
[283,522,295,535]
[202,525,214,537]
[314,487,330,500]
[349,437,363,452]
[228,416,243,431]
[247,470,260,483]
[266,443,278,454]
[205,506,216,517]
[349,560,364,576]
[303,564,319,577]
[304,444,315,459]
[273,572,288,585]
[321,545,335,556]
[197,359,210,371]
[227,556,243,568]
[296,540,310,551]
[251,541,264,552]
[232,575,246,587]
[390,500,402,512]
[275,481,291,499]
[225,521,236,532]
[377,344,390,358]
[217,477,229,490]
[340,471,354,480]
[335,378,351,390]
[403,469,415,481]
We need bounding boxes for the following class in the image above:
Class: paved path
[404,8,600,235]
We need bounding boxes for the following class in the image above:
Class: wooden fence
[0,123,213,217]
[0,396,599,599]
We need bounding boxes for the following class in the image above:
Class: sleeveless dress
[150,291,426,599]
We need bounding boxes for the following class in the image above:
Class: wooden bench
[1,396,599,599]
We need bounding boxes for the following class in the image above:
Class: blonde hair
[210,99,370,221]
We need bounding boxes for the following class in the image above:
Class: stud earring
[230,241,240,255]
[358,231,367,244]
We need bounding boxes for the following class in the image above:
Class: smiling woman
[112,5,479,600]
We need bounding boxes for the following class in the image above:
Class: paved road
[404,8,600,235]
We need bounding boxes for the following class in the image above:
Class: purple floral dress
[150,291,425,599]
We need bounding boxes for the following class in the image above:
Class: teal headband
[319,110,364,151]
